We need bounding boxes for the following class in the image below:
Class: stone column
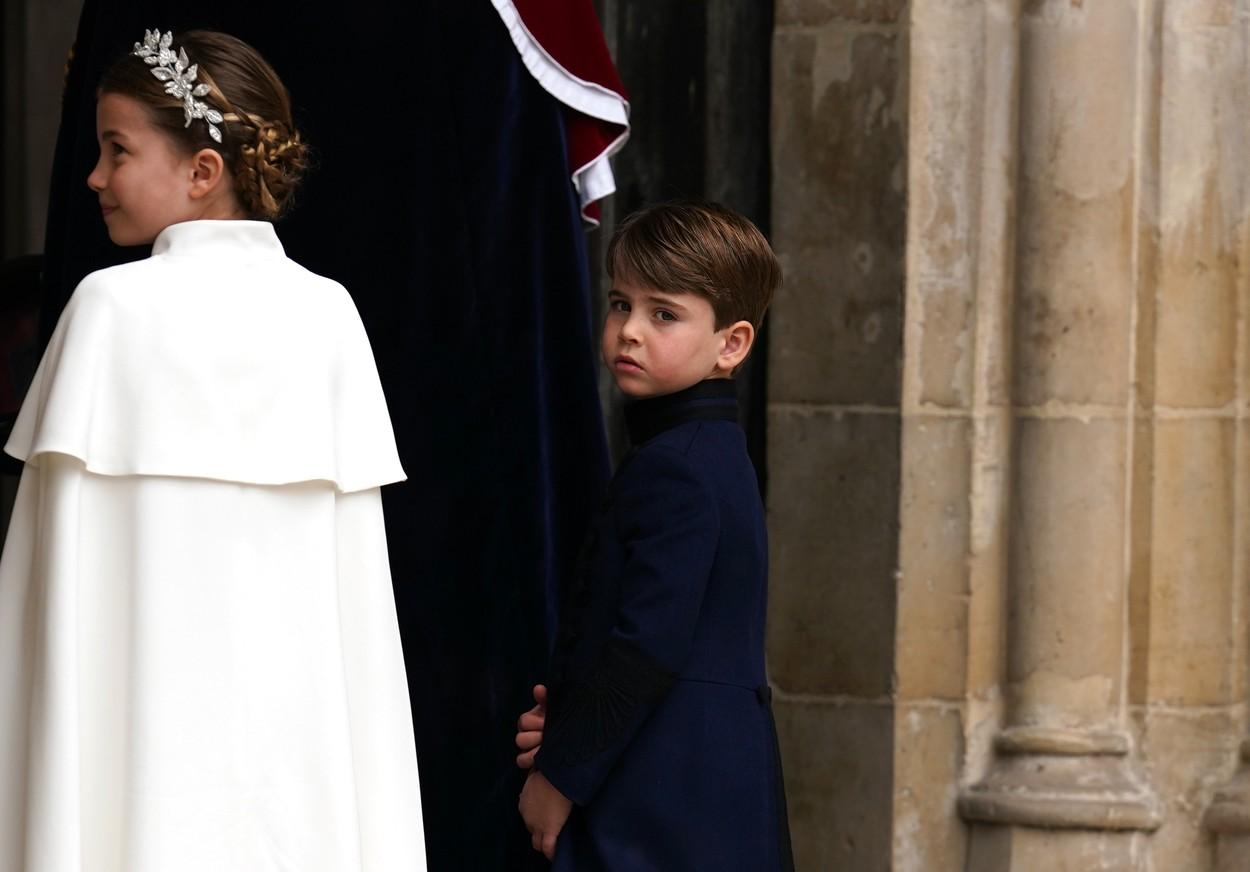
[957,1,1160,863]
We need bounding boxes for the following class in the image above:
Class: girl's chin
[105,226,158,247]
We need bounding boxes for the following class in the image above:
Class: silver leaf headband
[132,30,225,143]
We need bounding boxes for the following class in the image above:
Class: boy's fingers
[516,706,545,731]
[534,684,548,707]
[531,831,543,854]
[542,832,558,860]
[516,750,535,769]
[516,729,542,751]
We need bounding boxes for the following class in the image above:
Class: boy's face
[602,279,734,398]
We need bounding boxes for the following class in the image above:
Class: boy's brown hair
[606,201,782,330]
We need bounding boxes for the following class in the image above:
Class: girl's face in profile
[87,92,201,246]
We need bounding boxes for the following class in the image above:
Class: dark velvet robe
[536,379,793,871]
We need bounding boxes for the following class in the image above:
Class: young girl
[0,30,425,871]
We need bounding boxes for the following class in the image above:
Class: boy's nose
[618,315,643,343]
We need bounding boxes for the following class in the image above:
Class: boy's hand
[518,770,572,860]
[515,684,547,769]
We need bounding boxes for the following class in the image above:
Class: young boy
[516,201,793,870]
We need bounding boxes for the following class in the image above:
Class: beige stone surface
[966,825,1149,872]
[911,279,974,408]
[775,0,907,27]
[1131,707,1241,872]
[964,409,1011,702]
[892,704,966,872]
[1128,417,1155,707]
[1006,417,1127,729]
[766,407,900,696]
[897,416,971,701]
[1215,834,1250,872]
[1146,419,1237,706]
[1153,1,1245,409]
[766,0,1250,867]
[770,23,906,406]
[775,698,893,872]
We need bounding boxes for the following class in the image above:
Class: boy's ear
[716,320,755,374]
[187,148,228,200]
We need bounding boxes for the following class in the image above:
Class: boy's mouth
[614,354,643,373]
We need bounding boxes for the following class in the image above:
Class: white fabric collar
[152,219,285,259]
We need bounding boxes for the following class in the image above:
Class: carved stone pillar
[957,0,1160,862]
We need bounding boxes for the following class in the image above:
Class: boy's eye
[655,310,677,322]
[610,299,630,313]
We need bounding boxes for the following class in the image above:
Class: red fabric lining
[511,0,628,222]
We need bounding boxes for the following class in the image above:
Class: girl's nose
[86,158,106,192]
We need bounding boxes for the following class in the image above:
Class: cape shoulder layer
[5,220,405,493]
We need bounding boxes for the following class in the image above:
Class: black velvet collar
[624,379,740,446]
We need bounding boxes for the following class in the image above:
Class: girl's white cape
[0,221,426,871]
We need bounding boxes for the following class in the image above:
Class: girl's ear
[716,320,756,374]
[187,148,227,200]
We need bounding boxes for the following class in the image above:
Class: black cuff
[542,638,675,767]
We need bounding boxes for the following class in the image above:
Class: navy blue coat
[535,379,793,871]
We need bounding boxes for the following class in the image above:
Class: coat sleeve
[535,444,719,806]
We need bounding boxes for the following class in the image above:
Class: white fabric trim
[490,0,629,124]
[489,0,631,217]
[570,126,630,225]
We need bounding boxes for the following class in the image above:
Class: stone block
[1007,417,1128,727]
[775,0,908,27]
[766,407,899,697]
[897,416,971,700]
[1131,707,1240,872]
[905,0,986,410]
[966,825,1149,872]
[893,705,967,872]
[775,698,893,872]
[1152,2,1242,409]
[1215,834,1250,872]
[770,26,906,406]
[911,279,974,408]
[1151,10,1248,406]
[1147,419,1236,706]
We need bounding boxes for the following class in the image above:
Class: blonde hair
[99,30,309,220]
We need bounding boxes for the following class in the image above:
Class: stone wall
[768,1,1250,869]
[769,1,908,868]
